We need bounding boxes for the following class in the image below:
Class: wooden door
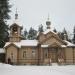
[49,48,58,62]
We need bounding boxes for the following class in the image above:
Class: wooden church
[4,12,75,65]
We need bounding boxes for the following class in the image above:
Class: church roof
[10,19,23,28]
[41,44,66,48]
[64,40,75,47]
[4,40,38,48]
[4,42,21,48]
[37,29,57,37]
[43,29,57,35]
[21,40,38,47]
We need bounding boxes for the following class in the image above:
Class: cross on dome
[15,8,18,20]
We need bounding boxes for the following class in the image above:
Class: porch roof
[41,44,66,48]
[64,40,75,47]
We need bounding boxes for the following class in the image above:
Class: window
[12,25,18,34]
[44,49,48,58]
[32,48,36,57]
[11,53,13,59]
[13,26,17,32]
[23,51,26,58]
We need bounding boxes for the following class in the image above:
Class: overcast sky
[9,0,75,35]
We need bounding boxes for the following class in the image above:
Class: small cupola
[46,14,51,29]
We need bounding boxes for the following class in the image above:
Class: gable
[48,42,66,48]
[6,45,18,50]
[10,23,23,30]
[41,35,66,46]
[5,43,18,63]
[4,43,20,49]
[38,29,66,46]
[38,29,60,43]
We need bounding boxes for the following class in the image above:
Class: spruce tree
[38,24,44,33]
[28,27,37,40]
[58,28,69,40]
[0,0,11,48]
[24,29,28,39]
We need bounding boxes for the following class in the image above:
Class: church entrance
[43,47,58,64]
[43,47,65,65]
[8,58,11,64]
[49,48,58,63]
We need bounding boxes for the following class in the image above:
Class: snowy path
[0,63,75,75]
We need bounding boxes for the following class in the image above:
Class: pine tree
[28,27,37,40]
[38,24,44,33]
[58,28,69,40]
[33,29,37,39]
[0,0,11,20]
[72,26,75,44]
[28,27,33,40]
[24,29,28,39]
[0,0,11,48]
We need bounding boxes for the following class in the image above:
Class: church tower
[46,14,51,29]
[9,9,22,42]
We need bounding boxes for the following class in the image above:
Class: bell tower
[46,14,51,29]
[9,9,22,42]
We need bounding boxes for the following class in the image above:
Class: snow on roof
[61,45,66,47]
[4,42,21,48]
[21,40,38,46]
[9,19,23,27]
[4,40,38,48]
[64,40,75,47]
[41,45,48,48]
[37,29,57,37]
[43,29,57,35]
[41,44,66,48]
[0,48,5,53]
[13,19,22,27]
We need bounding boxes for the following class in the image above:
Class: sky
[9,0,75,36]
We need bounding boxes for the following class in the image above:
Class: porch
[41,45,65,65]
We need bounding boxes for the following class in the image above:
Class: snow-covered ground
[0,63,75,75]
